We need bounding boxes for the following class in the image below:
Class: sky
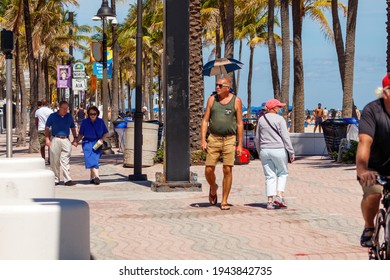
[72,0,387,110]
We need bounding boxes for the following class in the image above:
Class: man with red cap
[357,73,390,247]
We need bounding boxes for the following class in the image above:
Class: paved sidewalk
[1,133,367,260]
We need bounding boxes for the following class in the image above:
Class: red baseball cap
[382,73,390,88]
[266,98,286,110]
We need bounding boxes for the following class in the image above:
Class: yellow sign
[52,93,57,103]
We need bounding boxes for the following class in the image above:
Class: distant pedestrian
[323,107,328,121]
[142,106,149,121]
[201,77,244,210]
[74,106,108,185]
[74,102,87,134]
[255,98,295,210]
[45,101,78,186]
[313,103,324,133]
[35,98,53,164]
[354,105,361,120]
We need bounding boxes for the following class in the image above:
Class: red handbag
[234,147,250,165]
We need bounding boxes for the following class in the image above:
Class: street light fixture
[93,0,116,127]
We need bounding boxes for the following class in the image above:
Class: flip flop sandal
[209,185,218,205]
[220,203,230,210]
[209,189,217,205]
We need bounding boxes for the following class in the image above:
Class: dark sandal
[220,203,230,210]
[209,190,217,205]
[209,185,218,205]
[360,227,374,247]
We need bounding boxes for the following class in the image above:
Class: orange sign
[91,75,97,90]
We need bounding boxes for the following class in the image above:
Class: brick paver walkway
[0,133,367,260]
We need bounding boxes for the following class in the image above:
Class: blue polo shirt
[79,117,108,141]
[45,112,75,137]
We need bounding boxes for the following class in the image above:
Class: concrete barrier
[289,133,326,156]
[0,199,90,260]
[0,157,45,170]
[0,169,54,199]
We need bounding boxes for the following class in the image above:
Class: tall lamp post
[93,0,115,127]
[1,30,14,158]
[129,0,147,181]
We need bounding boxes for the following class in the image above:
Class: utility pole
[1,30,15,158]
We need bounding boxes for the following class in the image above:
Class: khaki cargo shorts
[361,183,383,198]
[205,134,236,166]
[38,131,46,146]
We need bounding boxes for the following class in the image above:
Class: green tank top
[209,95,237,136]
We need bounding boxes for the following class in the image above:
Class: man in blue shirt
[45,101,78,186]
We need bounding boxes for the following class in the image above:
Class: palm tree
[268,0,281,101]
[189,0,204,151]
[291,0,335,132]
[280,0,290,121]
[292,0,304,133]
[219,0,235,83]
[110,0,119,140]
[342,0,358,118]
[23,0,40,152]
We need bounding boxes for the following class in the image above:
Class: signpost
[72,63,86,107]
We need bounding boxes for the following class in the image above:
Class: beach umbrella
[203,58,243,76]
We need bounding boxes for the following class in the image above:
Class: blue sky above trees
[74,0,386,111]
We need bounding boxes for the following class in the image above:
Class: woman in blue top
[74,106,108,185]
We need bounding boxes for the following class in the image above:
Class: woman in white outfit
[255,99,295,209]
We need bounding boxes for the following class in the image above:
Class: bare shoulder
[234,95,242,108]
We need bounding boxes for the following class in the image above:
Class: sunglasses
[89,113,97,116]
[216,83,229,88]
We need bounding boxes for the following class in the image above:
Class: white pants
[50,137,72,183]
[259,148,289,196]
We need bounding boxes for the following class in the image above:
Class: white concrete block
[0,169,54,199]
[289,133,326,156]
[0,199,90,260]
[0,157,45,170]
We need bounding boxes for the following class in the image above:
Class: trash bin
[321,119,348,155]
[123,121,159,167]
[145,120,164,148]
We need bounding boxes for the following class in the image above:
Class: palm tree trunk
[111,0,119,134]
[268,0,281,100]
[143,57,149,111]
[189,0,204,151]
[127,79,132,113]
[23,0,39,153]
[331,0,346,88]
[215,20,221,82]
[15,36,27,147]
[149,55,154,120]
[219,0,234,82]
[119,64,125,112]
[342,0,358,118]
[247,45,254,117]
[281,0,290,120]
[44,58,50,101]
[236,39,242,95]
[292,0,304,133]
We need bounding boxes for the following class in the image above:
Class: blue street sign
[93,62,112,80]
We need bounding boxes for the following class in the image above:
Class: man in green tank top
[201,77,244,210]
